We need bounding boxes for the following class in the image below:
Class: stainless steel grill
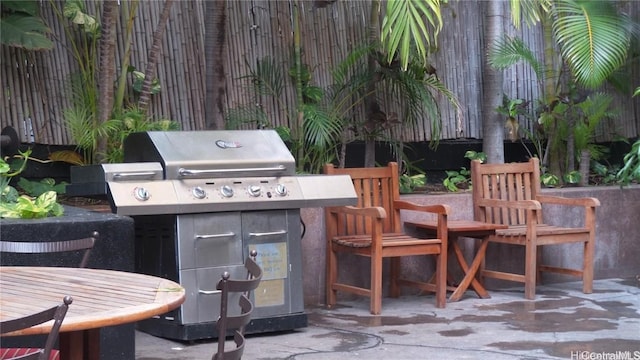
[70,130,356,341]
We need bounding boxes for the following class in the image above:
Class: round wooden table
[0,266,185,360]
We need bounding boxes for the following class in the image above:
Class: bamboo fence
[1,0,638,146]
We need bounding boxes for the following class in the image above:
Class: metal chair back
[0,231,98,268]
[213,250,263,360]
[0,296,73,360]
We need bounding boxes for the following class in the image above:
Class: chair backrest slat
[472,158,542,226]
[323,163,400,235]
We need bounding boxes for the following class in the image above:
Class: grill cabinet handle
[195,232,235,240]
[248,230,287,237]
[178,166,286,177]
[198,289,221,295]
[112,172,159,180]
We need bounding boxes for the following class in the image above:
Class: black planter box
[0,206,136,360]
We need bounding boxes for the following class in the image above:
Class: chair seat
[332,233,442,248]
[496,224,589,237]
[0,348,60,360]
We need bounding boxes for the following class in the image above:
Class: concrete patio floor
[136,278,640,359]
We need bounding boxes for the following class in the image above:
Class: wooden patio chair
[0,231,98,268]
[471,157,600,299]
[0,296,73,360]
[213,250,263,360]
[323,162,449,315]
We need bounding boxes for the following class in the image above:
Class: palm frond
[552,0,631,88]
[303,104,343,149]
[509,0,551,28]
[488,35,545,80]
[225,105,269,130]
[242,56,284,98]
[331,43,372,86]
[381,0,442,71]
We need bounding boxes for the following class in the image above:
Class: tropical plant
[617,139,640,186]
[0,150,64,219]
[63,102,120,165]
[617,86,640,186]
[53,0,175,164]
[490,0,634,178]
[563,170,581,185]
[0,0,53,50]
[495,95,530,142]
[17,177,67,198]
[1,150,30,202]
[399,173,426,194]
[465,150,487,163]
[66,105,179,164]
[398,158,427,194]
[443,167,470,192]
[540,172,559,187]
[226,53,364,174]
[590,161,619,186]
[380,0,443,72]
[508,0,633,89]
[355,0,455,167]
[442,150,486,192]
[103,107,179,163]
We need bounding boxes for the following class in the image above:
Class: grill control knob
[133,187,150,201]
[192,186,206,199]
[220,185,234,198]
[247,185,261,197]
[275,184,288,196]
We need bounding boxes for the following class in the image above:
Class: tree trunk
[292,0,305,172]
[541,15,561,177]
[138,0,175,113]
[481,0,505,164]
[114,1,140,111]
[363,0,381,168]
[96,0,118,164]
[579,149,590,186]
[205,0,227,130]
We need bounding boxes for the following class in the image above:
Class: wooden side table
[405,220,508,301]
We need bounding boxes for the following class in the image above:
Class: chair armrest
[393,200,451,215]
[537,195,600,207]
[476,198,541,210]
[328,205,387,219]
[395,201,449,243]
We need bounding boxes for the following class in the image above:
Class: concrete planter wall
[299,185,640,306]
[0,206,136,360]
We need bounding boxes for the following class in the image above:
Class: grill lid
[70,130,357,215]
[124,130,295,179]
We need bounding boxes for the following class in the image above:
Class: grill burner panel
[107,174,354,216]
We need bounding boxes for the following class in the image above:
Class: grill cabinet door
[242,210,294,318]
[176,213,243,269]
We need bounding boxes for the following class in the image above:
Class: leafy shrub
[0,150,64,219]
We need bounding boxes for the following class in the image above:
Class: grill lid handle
[112,172,160,180]
[178,165,287,178]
